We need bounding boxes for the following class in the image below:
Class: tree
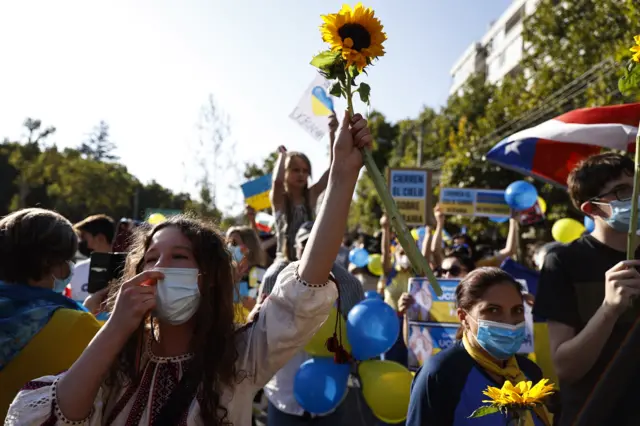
[0,118,198,223]
[23,118,56,145]
[243,152,278,180]
[79,121,119,161]
[348,0,640,239]
[195,94,233,210]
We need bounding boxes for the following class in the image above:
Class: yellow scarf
[462,334,552,426]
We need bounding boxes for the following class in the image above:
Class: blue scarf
[0,281,87,371]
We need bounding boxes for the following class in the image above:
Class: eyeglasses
[590,185,633,203]
[438,265,463,277]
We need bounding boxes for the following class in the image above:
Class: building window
[504,5,525,34]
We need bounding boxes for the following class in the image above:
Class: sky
[0,0,513,215]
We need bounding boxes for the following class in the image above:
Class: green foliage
[329,82,343,98]
[244,152,278,180]
[619,60,640,96]
[357,82,371,105]
[468,405,500,418]
[349,0,640,238]
[310,51,342,76]
[0,119,232,225]
[78,121,119,161]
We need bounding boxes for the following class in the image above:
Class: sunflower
[320,3,387,72]
[630,35,640,63]
[482,379,555,409]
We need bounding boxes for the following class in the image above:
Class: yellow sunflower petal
[634,35,640,45]
[318,2,386,70]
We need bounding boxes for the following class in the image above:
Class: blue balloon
[294,358,350,414]
[505,181,538,211]
[490,216,509,223]
[349,247,370,268]
[584,216,595,233]
[347,298,400,360]
[364,290,382,300]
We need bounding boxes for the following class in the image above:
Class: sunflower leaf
[348,65,360,81]
[357,83,371,105]
[468,406,500,418]
[329,83,342,98]
[311,51,341,72]
[619,60,640,96]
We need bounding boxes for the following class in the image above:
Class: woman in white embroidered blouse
[5,111,372,426]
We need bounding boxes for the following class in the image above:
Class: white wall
[449,0,541,92]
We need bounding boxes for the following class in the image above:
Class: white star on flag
[504,140,522,155]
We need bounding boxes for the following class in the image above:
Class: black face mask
[78,240,93,258]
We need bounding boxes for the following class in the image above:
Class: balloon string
[326,280,351,364]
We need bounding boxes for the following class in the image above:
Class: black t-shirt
[533,235,640,425]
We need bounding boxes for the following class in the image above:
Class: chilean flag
[486,103,640,187]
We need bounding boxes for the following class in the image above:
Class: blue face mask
[472,318,526,360]
[52,261,74,294]
[604,199,640,233]
[228,245,244,263]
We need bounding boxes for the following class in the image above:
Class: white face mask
[398,255,411,270]
[153,267,200,325]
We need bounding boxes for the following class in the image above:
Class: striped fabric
[274,204,311,258]
[260,261,364,316]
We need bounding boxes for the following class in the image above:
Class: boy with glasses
[533,153,640,425]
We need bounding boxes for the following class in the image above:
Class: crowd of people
[0,111,638,425]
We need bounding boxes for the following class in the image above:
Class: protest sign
[289,74,335,141]
[241,174,272,211]
[388,168,432,226]
[406,277,534,371]
[439,188,511,218]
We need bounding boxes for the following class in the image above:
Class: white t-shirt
[69,258,91,303]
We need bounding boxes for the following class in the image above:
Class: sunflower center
[338,24,371,51]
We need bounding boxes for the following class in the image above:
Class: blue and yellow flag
[241,174,272,211]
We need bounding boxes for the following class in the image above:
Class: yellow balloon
[410,229,419,240]
[358,360,413,424]
[537,196,547,214]
[367,254,383,276]
[552,218,585,243]
[304,307,351,356]
[148,213,167,225]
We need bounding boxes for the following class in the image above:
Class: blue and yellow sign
[439,188,510,218]
[241,174,272,211]
[407,322,458,369]
[311,86,335,116]
[388,168,431,226]
[407,278,459,323]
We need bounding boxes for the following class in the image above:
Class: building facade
[449,0,541,95]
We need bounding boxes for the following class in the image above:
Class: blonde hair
[227,226,267,268]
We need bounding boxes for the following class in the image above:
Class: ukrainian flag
[241,174,272,211]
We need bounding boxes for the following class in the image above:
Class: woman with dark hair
[439,252,476,279]
[406,267,552,426]
[6,111,372,426]
[0,208,102,420]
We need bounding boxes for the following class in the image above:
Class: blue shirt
[406,341,545,426]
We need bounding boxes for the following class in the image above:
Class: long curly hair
[105,215,239,425]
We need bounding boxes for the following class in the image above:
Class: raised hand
[108,270,164,337]
[332,111,373,178]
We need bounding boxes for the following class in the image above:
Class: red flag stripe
[555,103,640,127]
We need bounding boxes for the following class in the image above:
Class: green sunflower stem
[628,119,640,260]
[342,71,442,296]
